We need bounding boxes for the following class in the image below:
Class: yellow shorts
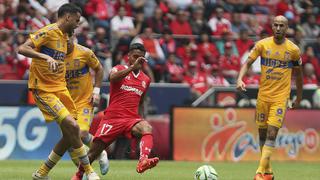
[76,105,93,131]
[255,99,288,128]
[31,89,77,124]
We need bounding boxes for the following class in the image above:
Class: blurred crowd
[1,0,320,99]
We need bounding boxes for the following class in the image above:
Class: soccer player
[18,3,100,180]
[237,16,303,180]
[65,36,109,174]
[72,43,159,180]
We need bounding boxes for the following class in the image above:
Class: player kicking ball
[65,36,109,176]
[237,15,303,180]
[72,43,159,180]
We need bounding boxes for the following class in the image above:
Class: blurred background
[0,0,319,163]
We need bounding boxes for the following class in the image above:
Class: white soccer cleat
[86,172,100,180]
[32,171,50,180]
[98,150,109,175]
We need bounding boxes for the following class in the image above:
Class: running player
[237,16,303,180]
[65,36,109,175]
[72,43,159,179]
[18,3,99,180]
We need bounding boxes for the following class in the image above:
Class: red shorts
[93,117,143,145]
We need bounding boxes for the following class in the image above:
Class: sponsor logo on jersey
[120,85,143,96]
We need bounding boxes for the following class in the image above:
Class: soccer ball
[194,165,218,180]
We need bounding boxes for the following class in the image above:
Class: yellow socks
[38,151,61,176]
[256,145,274,174]
[259,139,272,174]
[73,145,94,174]
[69,134,92,166]
[68,148,80,166]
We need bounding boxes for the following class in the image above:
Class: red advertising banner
[173,108,320,161]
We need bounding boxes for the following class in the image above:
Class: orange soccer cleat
[136,157,159,173]
[254,173,264,180]
[264,173,274,180]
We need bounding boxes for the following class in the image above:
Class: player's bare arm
[236,57,255,92]
[109,57,146,82]
[91,63,104,106]
[292,66,303,108]
[18,39,59,71]
[138,94,146,118]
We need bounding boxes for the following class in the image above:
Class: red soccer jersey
[105,65,151,119]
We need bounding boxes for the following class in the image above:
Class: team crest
[142,81,146,88]
[266,49,271,57]
[284,51,290,61]
[74,59,80,68]
[56,41,61,48]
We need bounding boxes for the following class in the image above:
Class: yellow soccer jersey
[29,23,68,92]
[65,44,100,106]
[249,37,301,102]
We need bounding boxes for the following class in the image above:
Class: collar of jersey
[132,71,140,78]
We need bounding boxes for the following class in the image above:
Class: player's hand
[91,93,100,107]
[291,98,301,109]
[236,80,246,92]
[45,56,59,72]
[131,57,147,71]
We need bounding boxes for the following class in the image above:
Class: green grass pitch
[0,160,319,180]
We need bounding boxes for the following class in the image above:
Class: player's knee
[267,131,277,141]
[65,118,80,135]
[142,123,152,134]
[80,131,91,145]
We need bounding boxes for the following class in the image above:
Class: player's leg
[72,118,119,180]
[257,100,286,180]
[58,91,99,179]
[68,107,109,175]
[254,99,269,180]
[131,120,159,173]
[31,90,70,179]
[32,137,69,180]
[68,107,93,166]
[72,139,108,180]
[262,125,279,180]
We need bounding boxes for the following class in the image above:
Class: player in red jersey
[72,43,159,179]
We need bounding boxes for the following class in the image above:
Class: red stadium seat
[0,64,13,74]
[2,72,20,80]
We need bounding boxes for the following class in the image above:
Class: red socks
[139,134,153,160]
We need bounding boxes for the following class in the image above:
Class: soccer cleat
[32,171,50,180]
[86,172,100,180]
[98,150,109,175]
[70,171,83,180]
[136,157,159,173]
[264,173,274,180]
[254,173,264,180]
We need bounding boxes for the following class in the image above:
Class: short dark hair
[129,43,146,53]
[58,3,82,18]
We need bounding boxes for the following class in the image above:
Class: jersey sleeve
[110,65,127,74]
[248,41,262,60]
[291,48,302,67]
[87,50,100,69]
[29,29,50,48]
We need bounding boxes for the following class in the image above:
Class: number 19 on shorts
[256,113,265,122]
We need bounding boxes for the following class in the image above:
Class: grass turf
[0,160,319,180]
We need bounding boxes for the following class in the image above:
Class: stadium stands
[0,0,319,90]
